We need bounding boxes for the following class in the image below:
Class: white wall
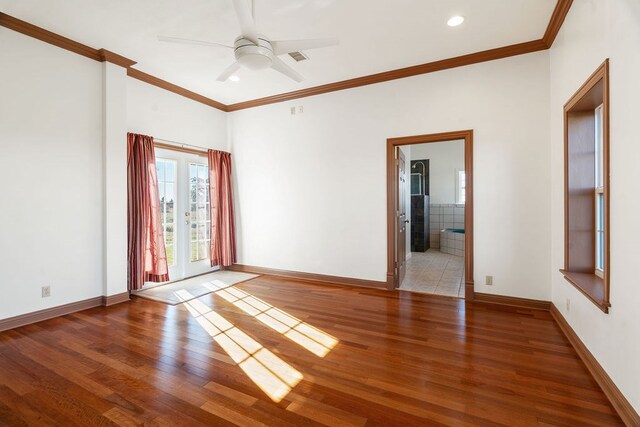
[410,140,464,204]
[103,63,128,298]
[0,29,230,321]
[229,51,551,299]
[126,78,228,151]
[549,0,640,413]
[0,30,104,318]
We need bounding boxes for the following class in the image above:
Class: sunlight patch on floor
[177,291,303,402]
[214,286,338,357]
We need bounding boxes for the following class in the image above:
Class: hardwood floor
[0,275,623,426]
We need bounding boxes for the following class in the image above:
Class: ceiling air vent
[288,51,309,62]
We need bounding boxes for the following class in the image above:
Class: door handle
[404,220,410,223]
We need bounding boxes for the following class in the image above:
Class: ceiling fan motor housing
[234,36,274,70]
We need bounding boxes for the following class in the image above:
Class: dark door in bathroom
[410,159,430,252]
[397,149,407,287]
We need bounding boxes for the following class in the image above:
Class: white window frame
[189,162,211,263]
[594,104,604,277]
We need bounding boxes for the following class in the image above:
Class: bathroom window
[561,59,610,313]
[456,170,466,204]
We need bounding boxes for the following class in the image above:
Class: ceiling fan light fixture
[237,53,273,70]
[447,15,465,27]
[234,36,274,70]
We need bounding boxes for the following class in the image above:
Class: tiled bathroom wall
[429,204,465,249]
[440,230,465,257]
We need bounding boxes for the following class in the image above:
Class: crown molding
[227,39,547,111]
[126,68,227,111]
[0,11,226,110]
[1,0,572,112]
[98,49,137,68]
[543,0,573,47]
[0,11,101,61]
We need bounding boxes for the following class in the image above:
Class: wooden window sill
[560,269,610,313]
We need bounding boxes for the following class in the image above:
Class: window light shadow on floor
[175,290,303,402]
[202,282,338,357]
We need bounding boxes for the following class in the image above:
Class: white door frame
[154,148,217,283]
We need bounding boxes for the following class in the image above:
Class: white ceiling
[0,0,557,104]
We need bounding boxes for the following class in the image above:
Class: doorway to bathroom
[386,130,474,301]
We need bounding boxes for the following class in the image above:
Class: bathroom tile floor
[400,249,464,298]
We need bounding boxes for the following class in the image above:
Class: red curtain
[208,150,237,267]
[127,132,169,290]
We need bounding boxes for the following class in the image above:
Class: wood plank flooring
[0,275,623,426]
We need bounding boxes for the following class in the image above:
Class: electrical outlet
[298,105,304,114]
[290,106,296,115]
[486,275,493,286]
[41,286,51,298]
[566,297,571,312]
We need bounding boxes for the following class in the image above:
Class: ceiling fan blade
[233,0,259,44]
[271,57,304,82]
[217,61,242,81]
[157,35,232,49]
[271,38,339,55]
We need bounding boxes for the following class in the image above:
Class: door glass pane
[190,241,198,262]
[189,162,210,262]
[166,161,175,183]
[190,222,197,241]
[156,158,177,267]
[165,183,175,224]
[156,161,165,182]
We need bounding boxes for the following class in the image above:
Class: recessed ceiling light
[229,75,240,82]
[447,15,465,27]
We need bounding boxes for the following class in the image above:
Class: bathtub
[440,228,465,257]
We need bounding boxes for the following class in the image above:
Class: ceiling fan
[158,0,339,82]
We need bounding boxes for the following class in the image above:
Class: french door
[155,148,217,282]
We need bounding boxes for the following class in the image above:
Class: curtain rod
[154,138,208,152]
[152,137,230,157]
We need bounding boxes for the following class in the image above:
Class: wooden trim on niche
[562,59,610,313]
[227,264,387,290]
[564,59,610,111]
[551,304,640,426]
[386,130,474,301]
[1,1,573,113]
[474,293,551,311]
